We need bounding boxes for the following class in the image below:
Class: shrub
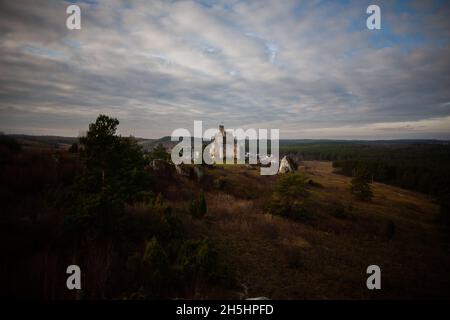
[157,211,185,245]
[274,173,309,198]
[175,239,230,283]
[189,191,207,219]
[142,193,185,243]
[268,173,313,221]
[126,237,169,298]
[350,170,373,201]
[65,190,126,237]
[143,238,169,278]
[150,193,172,215]
[147,143,170,162]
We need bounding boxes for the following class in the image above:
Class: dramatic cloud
[0,0,449,138]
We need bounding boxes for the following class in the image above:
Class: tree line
[281,142,450,198]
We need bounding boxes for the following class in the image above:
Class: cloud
[0,0,449,138]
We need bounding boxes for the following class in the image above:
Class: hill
[1,129,449,299]
[171,161,450,298]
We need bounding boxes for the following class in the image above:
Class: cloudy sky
[0,0,449,139]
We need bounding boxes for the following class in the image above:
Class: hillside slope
[177,161,450,299]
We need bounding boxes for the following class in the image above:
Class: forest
[280,141,450,200]
[0,116,231,299]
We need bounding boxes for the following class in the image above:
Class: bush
[126,237,169,298]
[147,143,171,162]
[350,170,373,201]
[143,238,169,280]
[157,211,185,245]
[189,191,207,219]
[274,173,309,198]
[149,193,171,215]
[175,239,230,283]
[125,237,232,298]
[65,190,126,237]
[268,173,313,221]
[125,193,185,245]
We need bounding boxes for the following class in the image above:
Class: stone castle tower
[210,124,240,163]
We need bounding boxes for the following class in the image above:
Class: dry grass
[176,161,450,299]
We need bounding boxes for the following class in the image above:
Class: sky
[0,0,449,139]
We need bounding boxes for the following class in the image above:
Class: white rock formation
[209,124,240,163]
[278,156,295,174]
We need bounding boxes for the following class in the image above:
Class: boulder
[278,156,296,174]
[175,163,193,177]
[175,164,206,182]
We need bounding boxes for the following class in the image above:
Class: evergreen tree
[148,143,170,162]
[350,169,373,201]
[76,114,148,202]
[268,173,312,220]
[190,191,207,219]
[67,115,150,236]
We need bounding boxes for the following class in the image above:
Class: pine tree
[190,191,207,219]
[350,169,373,201]
[148,143,170,162]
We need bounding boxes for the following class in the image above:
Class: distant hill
[7,134,153,150]
[138,136,171,152]
[4,133,449,152]
[138,136,205,152]
[6,134,79,149]
[9,134,78,144]
[279,139,449,146]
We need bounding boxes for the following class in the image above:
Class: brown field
[174,161,450,299]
